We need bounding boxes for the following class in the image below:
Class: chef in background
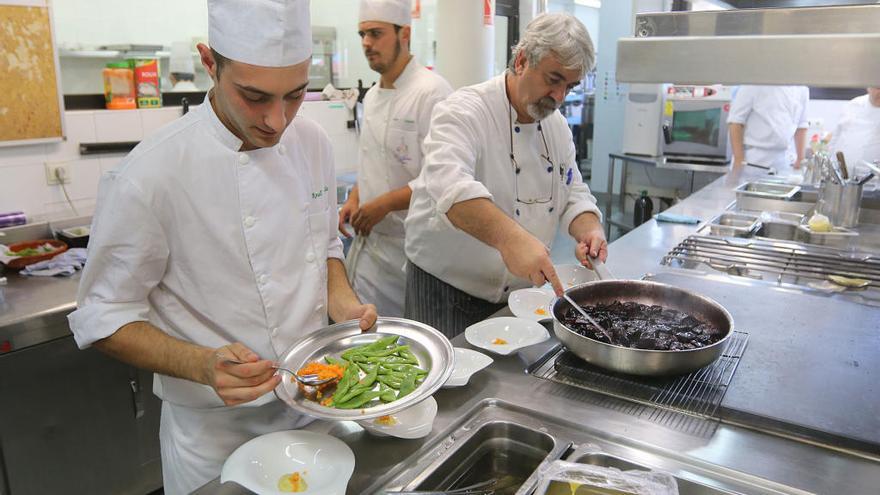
[404,13,606,338]
[168,40,199,92]
[827,87,880,180]
[727,85,810,170]
[68,0,376,492]
[339,0,452,317]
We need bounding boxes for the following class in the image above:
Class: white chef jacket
[350,57,452,316]
[828,94,880,178]
[727,85,810,168]
[68,99,342,492]
[404,74,602,304]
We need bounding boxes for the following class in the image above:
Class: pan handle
[590,257,616,281]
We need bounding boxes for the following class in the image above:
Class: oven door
[662,99,730,159]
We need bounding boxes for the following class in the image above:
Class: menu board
[0,0,65,146]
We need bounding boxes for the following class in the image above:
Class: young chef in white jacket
[727,85,810,170]
[828,87,880,179]
[67,1,377,492]
[338,0,452,317]
[404,13,607,337]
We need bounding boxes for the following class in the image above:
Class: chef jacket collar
[203,90,245,151]
[392,56,420,90]
[499,73,533,126]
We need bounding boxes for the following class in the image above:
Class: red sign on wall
[484,0,493,26]
[412,0,421,19]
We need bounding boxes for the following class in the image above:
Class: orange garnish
[492,338,508,345]
[534,308,548,316]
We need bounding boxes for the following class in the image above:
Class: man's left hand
[351,199,389,236]
[575,229,608,269]
[345,303,378,332]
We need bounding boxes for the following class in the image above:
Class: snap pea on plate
[320,334,428,409]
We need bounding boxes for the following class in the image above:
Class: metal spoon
[221,358,336,386]
[562,292,614,343]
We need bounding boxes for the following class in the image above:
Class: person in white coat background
[68,1,377,492]
[404,13,607,338]
[727,85,810,170]
[828,87,880,180]
[338,0,452,317]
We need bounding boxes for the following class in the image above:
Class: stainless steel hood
[617,5,880,87]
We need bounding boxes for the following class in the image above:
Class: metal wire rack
[528,331,749,425]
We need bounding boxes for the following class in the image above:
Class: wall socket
[45,163,71,185]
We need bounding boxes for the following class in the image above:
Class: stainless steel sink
[413,421,559,495]
[375,401,810,495]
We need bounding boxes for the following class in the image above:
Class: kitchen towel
[20,248,88,277]
[654,212,701,224]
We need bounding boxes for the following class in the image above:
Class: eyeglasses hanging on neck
[508,100,556,205]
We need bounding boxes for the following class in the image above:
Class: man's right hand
[499,230,564,296]
[337,199,358,238]
[207,342,280,406]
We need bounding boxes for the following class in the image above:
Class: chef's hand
[351,198,390,237]
[499,231,564,296]
[345,303,378,332]
[575,229,608,269]
[207,343,280,406]
[338,199,359,238]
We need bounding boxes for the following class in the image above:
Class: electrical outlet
[45,163,71,185]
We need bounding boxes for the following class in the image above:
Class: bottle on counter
[633,190,654,227]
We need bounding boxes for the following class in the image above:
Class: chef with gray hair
[404,12,606,337]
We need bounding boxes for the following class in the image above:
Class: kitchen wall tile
[94,110,143,143]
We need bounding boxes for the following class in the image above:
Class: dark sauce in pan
[560,301,724,350]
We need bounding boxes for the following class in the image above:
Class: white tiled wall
[0,101,358,222]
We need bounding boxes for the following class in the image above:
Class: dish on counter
[443,348,494,388]
[558,300,724,350]
[465,317,551,356]
[1,239,68,269]
[356,396,437,439]
[220,430,354,495]
[551,264,599,290]
[509,287,555,321]
[274,318,453,421]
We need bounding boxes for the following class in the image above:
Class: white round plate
[220,430,354,494]
[464,317,550,356]
[443,348,494,388]
[551,263,599,290]
[356,396,437,439]
[509,287,555,322]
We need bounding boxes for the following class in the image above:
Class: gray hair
[508,12,595,76]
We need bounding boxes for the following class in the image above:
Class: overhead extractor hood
[616,5,880,87]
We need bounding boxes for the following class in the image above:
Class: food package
[102,62,137,110]
[534,460,679,495]
[130,58,162,108]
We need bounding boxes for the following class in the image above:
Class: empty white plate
[552,263,599,289]
[357,396,437,439]
[508,287,555,322]
[465,317,550,356]
[443,348,494,388]
[220,430,354,494]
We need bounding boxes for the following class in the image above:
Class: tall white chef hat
[169,41,195,74]
[208,0,312,67]
[359,0,412,26]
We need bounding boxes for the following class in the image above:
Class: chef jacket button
[271,327,279,337]
[503,286,509,292]
[277,144,287,155]
[515,209,520,216]
[514,126,520,133]
[315,304,324,313]
[305,251,316,263]
[243,216,256,228]
[238,153,249,165]
[258,274,268,285]
[549,206,555,213]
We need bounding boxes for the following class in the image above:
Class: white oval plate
[464,317,550,356]
[220,430,354,494]
[443,348,494,388]
[356,396,437,439]
[509,287,555,322]
[550,263,599,290]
